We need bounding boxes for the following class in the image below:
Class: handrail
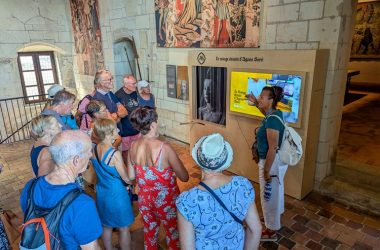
[0,94,48,144]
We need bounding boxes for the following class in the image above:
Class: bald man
[20,130,102,250]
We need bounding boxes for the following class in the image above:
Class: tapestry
[351,1,380,58]
[155,0,261,48]
[69,0,104,75]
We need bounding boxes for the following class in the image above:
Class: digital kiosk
[188,50,329,199]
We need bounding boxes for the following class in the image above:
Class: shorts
[121,133,142,151]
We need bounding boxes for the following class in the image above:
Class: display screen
[230,72,302,124]
[196,66,227,125]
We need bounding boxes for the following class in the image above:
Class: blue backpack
[20,179,81,250]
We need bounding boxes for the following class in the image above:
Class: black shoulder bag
[251,127,259,163]
[199,182,243,225]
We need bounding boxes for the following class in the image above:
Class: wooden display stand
[188,50,329,199]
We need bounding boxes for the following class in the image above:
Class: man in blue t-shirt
[20,130,102,249]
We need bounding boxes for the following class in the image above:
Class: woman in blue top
[91,118,134,250]
[176,133,262,249]
[137,80,155,108]
[248,86,288,241]
[30,115,62,177]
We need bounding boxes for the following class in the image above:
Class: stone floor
[1,139,380,250]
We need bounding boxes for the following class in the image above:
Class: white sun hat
[192,133,233,172]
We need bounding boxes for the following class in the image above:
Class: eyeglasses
[102,77,114,82]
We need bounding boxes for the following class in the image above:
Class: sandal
[260,229,278,242]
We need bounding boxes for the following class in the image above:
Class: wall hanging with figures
[155,0,261,48]
[69,0,104,75]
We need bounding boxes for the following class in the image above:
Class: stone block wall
[0,0,75,99]
[94,1,191,143]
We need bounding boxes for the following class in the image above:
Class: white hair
[49,139,87,165]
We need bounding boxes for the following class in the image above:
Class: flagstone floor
[1,139,379,250]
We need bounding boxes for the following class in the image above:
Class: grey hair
[51,90,75,106]
[49,139,87,165]
[94,69,111,86]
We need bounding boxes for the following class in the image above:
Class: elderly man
[41,90,76,130]
[20,130,102,249]
[92,70,127,123]
[115,74,141,162]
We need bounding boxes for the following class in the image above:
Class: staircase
[320,92,380,216]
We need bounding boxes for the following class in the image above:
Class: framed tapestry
[154,0,261,48]
[69,0,104,75]
[351,1,380,59]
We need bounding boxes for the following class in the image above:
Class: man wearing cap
[115,74,141,162]
[176,133,262,249]
[92,70,128,126]
[46,85,78,130]
[41,89,76,131]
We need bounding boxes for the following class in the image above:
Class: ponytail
[262,86,284,109]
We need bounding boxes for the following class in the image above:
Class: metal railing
[0,95,48,144]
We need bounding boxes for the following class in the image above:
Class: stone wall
[0,0,74,98]
[94,1,191,143]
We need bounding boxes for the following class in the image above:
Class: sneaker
[260,229,278,242]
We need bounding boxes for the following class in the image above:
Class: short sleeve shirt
[20,177,102,250]
[176,176,255,250]
[257,110,285,159]
[115,89,139,137]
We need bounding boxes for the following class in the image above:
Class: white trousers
[259,154,288,231]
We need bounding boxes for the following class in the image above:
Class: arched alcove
[113,38,137,89]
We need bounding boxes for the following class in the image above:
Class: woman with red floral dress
[127,107,189,250]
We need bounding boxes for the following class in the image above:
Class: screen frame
[227,68,307,128]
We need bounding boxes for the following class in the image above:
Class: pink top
[79,92,95,130]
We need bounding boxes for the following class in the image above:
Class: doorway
[113,38,136,89]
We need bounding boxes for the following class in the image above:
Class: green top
[256,110,285,159]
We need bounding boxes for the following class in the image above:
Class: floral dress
[134,143,180,250]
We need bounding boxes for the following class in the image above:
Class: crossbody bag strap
[199,182,243,225]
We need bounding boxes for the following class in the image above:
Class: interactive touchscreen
[230,71,302,124]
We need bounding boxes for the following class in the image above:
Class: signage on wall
[166,65,177,98]
[216,56,264,62]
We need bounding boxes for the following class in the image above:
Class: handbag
[199,182,243,225]
[251,127,259,163]
[0,209,21,247]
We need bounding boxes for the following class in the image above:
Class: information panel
[230,71,302,124]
